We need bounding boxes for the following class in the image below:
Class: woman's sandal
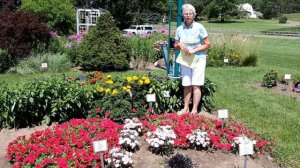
[177,109,189,115]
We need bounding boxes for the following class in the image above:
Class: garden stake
[149,102,153,114]
[100,152,105,168]
[244,155,248,168]
[222,119,224,129]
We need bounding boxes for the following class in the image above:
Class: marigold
[138,80,143,85]
[132,76,138,81]
[107,80,114,84]
[144,78,150,84]
[98,87,104,92]
[126,77,132,82]
[106,88,111,94]
[112,89,118,95]
[126,85,131,89]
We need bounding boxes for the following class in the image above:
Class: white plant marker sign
[163,91,170,98]
[284,74,291,80]
[218,109,229,129]
[146,94,156,102]
[239,138,254,168]
[146,94,156,114]
[41,63,48,69]
[93,140,108,168]
[218,109,229,119]
[224,58,229,63]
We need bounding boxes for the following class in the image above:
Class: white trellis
[76,8,106,34]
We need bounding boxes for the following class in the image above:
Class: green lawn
[284,13,300,22]
[206,37,300,167]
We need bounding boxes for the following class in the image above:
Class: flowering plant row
[7,114,273,167]
[140,113,274,154]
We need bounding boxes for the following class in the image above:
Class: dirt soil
[252,83,300,100]
[0,112,280,168]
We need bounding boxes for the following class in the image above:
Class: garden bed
[252,83,300,100]
[0,112,279,168]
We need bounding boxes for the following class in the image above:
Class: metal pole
[167,0,173,75]
[174,0,183,77]
[244,155,247,168]
[100,152,105,168]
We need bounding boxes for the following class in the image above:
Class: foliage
[165,153,194,168]
[0,10,50,58]
[262,70,278,88]
[204,0,239,22]
[0,49,14,73]
[8,53,71,75]
[241,52,257,66]
[21,0,75,35]
[207,34,259,67]
[87,72,150,120]
[0,76,94,128]
[75,13,131,71]
[278,15,288,24]
[128,32,168,65]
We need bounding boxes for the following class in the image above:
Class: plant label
[93,140,108,153]
[239,142,254,156]
[218,109,229,119]
[129,91,133,98]
[284,74,291,80]
[41,63,48,68]
[224,59,229,63]
[146,94,156,102]
[163,91,170,98]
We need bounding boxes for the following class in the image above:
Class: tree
[21,0,75,35]
[75,13,131,71]
[204,0,239,22]
[0,11,50,58]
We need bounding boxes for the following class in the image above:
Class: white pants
[181,57,206,86]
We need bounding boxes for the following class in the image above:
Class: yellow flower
[122,86,127,91]
[98,87,104,92]
[126,77,132,82]
[138,80,143,85]
[105,88,111,94]
[112,89,118,95]
[144,78,150,84]
[126,85,131,89]
[106,74,112,79]
[132,76,138,81]
[142,76,147,80]
[107,80,114,84]
[126,88,131,92]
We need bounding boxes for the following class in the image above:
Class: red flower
[132,108,137,113]
[95,108,101,113]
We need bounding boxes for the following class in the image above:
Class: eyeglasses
[183,13,194,16]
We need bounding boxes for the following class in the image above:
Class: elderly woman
[174,4,211,115]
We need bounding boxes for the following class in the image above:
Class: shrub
[0,11,51,58]
[75,13,131,71]
[8,53,71,75]
[21,0,75,35]
[241,53,257,66]
[165,153,194,168]
[0,49,14,73]
[149,76,217,113]
[208,34,261,67]
[0,76,95,128]
[128,32,168,65]
[262,70,278,88]
[279,16,288,24]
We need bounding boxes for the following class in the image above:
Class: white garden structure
[76,8,106,34]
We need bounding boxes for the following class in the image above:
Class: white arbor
[76,8,106,34]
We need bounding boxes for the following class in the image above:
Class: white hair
[182,4,196,15]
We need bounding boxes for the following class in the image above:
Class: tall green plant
[21,0,75,35]
[76,13,131,71]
